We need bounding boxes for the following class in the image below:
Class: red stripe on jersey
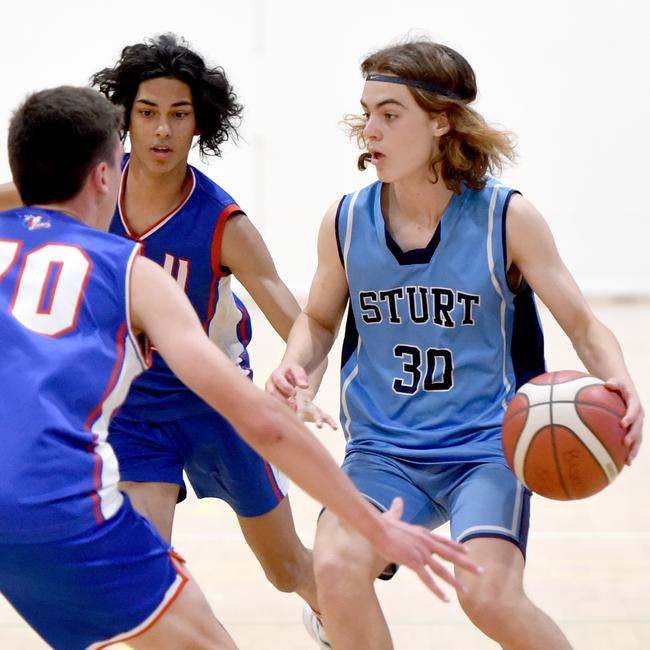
[263,461,284,503]
[84,322,128,524]
[118,162,196,239]
[203,204,242,330]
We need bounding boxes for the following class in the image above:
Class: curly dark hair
[9,86,123,205]
[348,39,516,193]
[90,33,242,158]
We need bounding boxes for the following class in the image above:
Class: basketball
[501,370,628,500]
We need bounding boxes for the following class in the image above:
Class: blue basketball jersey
[337,178,545,463]
[110,155,252,420]
[0,207,148,543]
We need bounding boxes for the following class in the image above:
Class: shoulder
[190,165,241,214]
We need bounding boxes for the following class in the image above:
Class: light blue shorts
[341,451,531,577]
[0,498,186,649]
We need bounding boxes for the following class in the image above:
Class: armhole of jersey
[334,196,346,269]
[125,243,152,369]
[501,189,524,296]
[210,204,243,276]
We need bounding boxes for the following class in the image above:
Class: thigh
[314,507,389,582]
[120,480,180,543]
[342,451,447,529]
[179,409,288,517]
[448,462,531,555]
[0,502,183,650]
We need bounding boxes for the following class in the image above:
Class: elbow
[237,400,288,452]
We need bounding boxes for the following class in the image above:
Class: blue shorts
[342,451,531,576]
[109,408,288,517]
[0,498,186,650]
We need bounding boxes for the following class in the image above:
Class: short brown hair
[8,86,123,205]
[348,39,516,193]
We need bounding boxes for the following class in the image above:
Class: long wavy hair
[347,39,516,193]
[91,33,242,158]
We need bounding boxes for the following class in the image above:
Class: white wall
[1,0,648,296]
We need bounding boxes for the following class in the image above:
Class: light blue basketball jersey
[0,207,148,543]
[336,179,545,464]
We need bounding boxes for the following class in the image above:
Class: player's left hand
[293,389,338,430]
[605,377,644,464]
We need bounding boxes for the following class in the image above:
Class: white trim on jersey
[206,275,249,369]
[342,190,360,279]
[91,335,150,521]
[341,340,362,442]
[340,191,363,441]
[124,244,149,369]
[486,183,512,409]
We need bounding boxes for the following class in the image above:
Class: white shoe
[302,603,332,648]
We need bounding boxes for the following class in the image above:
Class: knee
[313,540,372,598]
[262,556,307,593]
[458,581,524,630]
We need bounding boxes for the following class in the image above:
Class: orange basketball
[501,370,628,500]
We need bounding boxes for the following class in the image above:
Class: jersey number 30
[393,344,454,394]
[1,240,91,337]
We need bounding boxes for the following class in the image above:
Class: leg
[109,414,185,543]
[127,559,237,650]
[0,503,237,650]
[449,463,571,649]
[238,496,318,609]
[456,538,571,649]
[313,509,393,650]
[120,480,179,543]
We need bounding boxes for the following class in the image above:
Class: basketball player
[267,39,644,649]
[0,85,480,650]
[0,33,331,613]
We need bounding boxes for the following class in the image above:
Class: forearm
[241,400,384,544]
[573,319,632,382]
[283,311,337,377]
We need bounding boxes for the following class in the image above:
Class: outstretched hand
[376,497,483,602]
[294,389,338,430]
[604,377,644,464]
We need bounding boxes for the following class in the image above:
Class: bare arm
[221,213,329,408]
[266,200,350,400]
[0,182,22,211]
[507,193,644,462]
[129,254,481,596]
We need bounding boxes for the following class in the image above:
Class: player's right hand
[265,363,310,401]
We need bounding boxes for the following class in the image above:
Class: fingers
[265,365,309,399]
[386,497,404,520]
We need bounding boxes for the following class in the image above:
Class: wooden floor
[2,299,649,649]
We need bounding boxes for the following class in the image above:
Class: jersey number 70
[0,240,92,337]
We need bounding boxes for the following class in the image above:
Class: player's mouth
[369,150,385,165]
[151,145,173,159]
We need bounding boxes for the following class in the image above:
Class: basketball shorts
[341,451,531,578]
[109,408,288,517]
[0,498,187,650]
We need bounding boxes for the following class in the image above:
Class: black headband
[365,73,461,101]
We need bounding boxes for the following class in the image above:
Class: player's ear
[89,161,110,196]
[430,112,450,137]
